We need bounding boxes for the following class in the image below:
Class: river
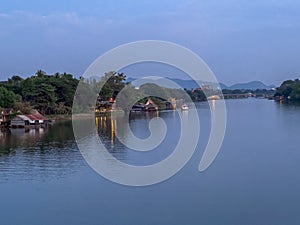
[0,98,300,225]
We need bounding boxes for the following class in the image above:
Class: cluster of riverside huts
[131,99,176,112]
[0,108,50,128]
[131,99,159,112]
[95,98,175,114]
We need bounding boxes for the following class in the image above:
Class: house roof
[25,113,48,121]
[145,99,158,107]
[14,112,48,121]
[17,115,31,121]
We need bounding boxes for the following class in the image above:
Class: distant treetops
[2,70,297,115]
[275,79,300,101]
[0,70,79,115]
[0,70,206,115]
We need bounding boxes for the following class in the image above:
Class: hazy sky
[1,0,300,85]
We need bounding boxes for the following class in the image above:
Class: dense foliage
[97,72,127,100]
[0,70,207,114]
[0,70,78,114]
[114,82,196,111]
[185,89,207,102]
[0,86,21,108]
[275,79,300,101]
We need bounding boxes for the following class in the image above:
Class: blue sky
[0,0,300,85]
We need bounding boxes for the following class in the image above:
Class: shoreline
[47,113,95,121]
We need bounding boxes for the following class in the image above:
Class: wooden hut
[11,112,49,128]
[144,99,158,112]
[0,108,14,126]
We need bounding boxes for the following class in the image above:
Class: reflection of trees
[129,111,159,121]
[0,121,85,181]
[0,129,13,155]
[0,121,75,156]
[43,121,74,143]
[0,128,46,155]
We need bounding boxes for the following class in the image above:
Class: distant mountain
[126,77,227,89]
[228,81,275,90]
[169,78,228,90]
[126,77,275,90]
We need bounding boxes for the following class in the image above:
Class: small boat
[181,104,189,111]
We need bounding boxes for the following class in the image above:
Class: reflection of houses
[10,127,45,140]
[207,95,221,100]
[0,108,14,126]
[95,115,118,147]
[11,111,49,128]
[1,127,47,151]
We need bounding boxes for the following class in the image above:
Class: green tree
[0,86,20,108]
[275,79,300,101]
[36,70,46,77]
[290,85,300,100]
[21,76,57,114]
[15,101,33,114]
[72,81,95,113]
[49,72,79,112]
[97,72,126,100]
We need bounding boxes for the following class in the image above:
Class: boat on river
[181,104,189,111]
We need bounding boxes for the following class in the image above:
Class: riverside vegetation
[0,69,297,115]
[0,70,206,115]
[274,79,300,101]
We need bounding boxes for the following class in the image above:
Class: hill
[228,81,275,90]
[127,77,274,90]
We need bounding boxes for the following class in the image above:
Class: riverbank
[46,114,72,121]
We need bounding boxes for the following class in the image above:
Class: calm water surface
[0,99,300,225]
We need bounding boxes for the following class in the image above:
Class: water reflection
[96,111,160,149]
[2,99,300,225]
[94,111,182,166]
[275,100,300,111]
[0,127,47,155]
[0,121,84,182]
[0,122,76,154]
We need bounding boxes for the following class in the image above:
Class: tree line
[0,70,208,115]
[275,79,300,101]
[74,71,205,113]
[4,69,293,116]
[0,70,78,114]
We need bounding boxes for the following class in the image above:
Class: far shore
[70,113,95,119]
[46,114,72,121]
[47,113,96,121]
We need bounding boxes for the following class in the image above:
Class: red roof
[24,112,48,121]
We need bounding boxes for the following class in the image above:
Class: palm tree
[36,70,46,77]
